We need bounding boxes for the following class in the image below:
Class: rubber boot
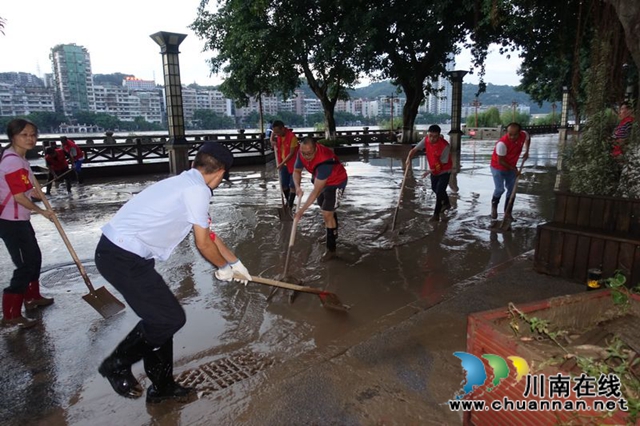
[322,228,337,261]
[24,281,54,310]
[144,338,194,404]
[504,197,515,221]
[334,212,339,231]
[491,196,500,219]
[2,292,39,329]
[287,191,296,209]
[98,322,150,399]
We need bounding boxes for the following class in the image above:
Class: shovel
[267,196,302,303]
[275,160,293,222]
[391,153,412,231]
[491,158,526,233]
[31,177,126,319]
[239,274,349,312]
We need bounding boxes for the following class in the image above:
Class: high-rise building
[0,72,44,88]
[0,83,55,116]
[50,44,95,116]
[424,55,455,116]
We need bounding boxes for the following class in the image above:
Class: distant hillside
[346,80,552,114]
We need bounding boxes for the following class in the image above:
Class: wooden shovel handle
[288,196,302,247]
[239,273,325,295]
[31,176,96,293]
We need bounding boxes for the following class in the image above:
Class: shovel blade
[277,206,293,222]
[318,291,350,312]
[82,287,126,319]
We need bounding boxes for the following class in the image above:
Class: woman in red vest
[0,119,55,329]
[293,137,348,260]
[409,124,453,222]
[44,146,72,194]
[490,122,530,220]
[271,120,299,209]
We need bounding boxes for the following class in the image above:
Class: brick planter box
[464,290,639,425]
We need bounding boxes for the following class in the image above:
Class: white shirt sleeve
[496,141,507,156]
[183,185,211,229]
[414,138,426,151]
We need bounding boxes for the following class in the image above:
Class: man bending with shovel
[94,142,252,404]
[293,137,348,261]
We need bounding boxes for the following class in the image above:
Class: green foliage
[24,112,69,133]
[566,34,622,196]
[191,110,235,130]
[465,107,502,127]
[376,117,403,131]
[533,112,561,126]
[499,110,531,126]
[415,113,451,125]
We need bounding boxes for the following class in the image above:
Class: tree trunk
[258,94,265,137]
[399,83,425,144]
[606,0,640,71]
[321,100,337,139]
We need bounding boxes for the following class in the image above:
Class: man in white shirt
[94,142,251,404]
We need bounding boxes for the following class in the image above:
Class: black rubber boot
[491,196,500,219]
[98,322,150,399]
[287,191,296,209]
[144,338,194,404]
[505,196,515,220]
[334,212,339,231]
[322,228,337,261]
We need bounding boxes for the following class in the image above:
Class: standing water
[0,134,559,425]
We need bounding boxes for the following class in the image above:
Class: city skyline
[0,1,524,88]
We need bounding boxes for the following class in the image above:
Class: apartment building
[0,83,55,116]
[50,44,96,115]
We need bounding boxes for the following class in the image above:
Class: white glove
[230,260,251,285]
[214,263,234,282]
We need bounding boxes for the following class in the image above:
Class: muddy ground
[0,136,560,425]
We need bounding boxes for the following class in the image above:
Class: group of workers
[43,136,85,194]
[0,103,633,404]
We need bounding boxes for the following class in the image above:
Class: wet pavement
[1,135,566,425]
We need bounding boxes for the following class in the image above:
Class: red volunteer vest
[46,149,69,171]
[276,128,299,173]
[63,139,84,161]
[299,143,348,187]
[424,136,452,175]
[491,131,527,171]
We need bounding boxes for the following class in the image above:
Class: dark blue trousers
[0,219,41,294]
[95,235,186,346]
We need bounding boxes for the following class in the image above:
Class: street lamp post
[447,70,468,154]
[511,100,518,122]
[471,97,482,128]
[150,31,189,175]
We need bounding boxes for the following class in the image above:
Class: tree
[606,0,640,72]
[194,0,371,139]
[191,0,299,135]
[191,110,235,130]
[26,112,68,133]
[362,0,475,143]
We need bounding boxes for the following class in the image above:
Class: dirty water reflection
[0,135,559,424]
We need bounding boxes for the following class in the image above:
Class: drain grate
[176,351,274,393]
[40,262,99,288]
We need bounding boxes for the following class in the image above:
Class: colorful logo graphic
[453,352,529,399]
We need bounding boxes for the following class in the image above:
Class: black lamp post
[447,70,468,153]
[150,31,189,175]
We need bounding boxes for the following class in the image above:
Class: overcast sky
[0,0,523,88]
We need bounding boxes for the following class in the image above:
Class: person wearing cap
[94,142,252,404]
[293,137,348,261]
[408,124,453,222]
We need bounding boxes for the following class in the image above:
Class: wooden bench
[534,192,640,286]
